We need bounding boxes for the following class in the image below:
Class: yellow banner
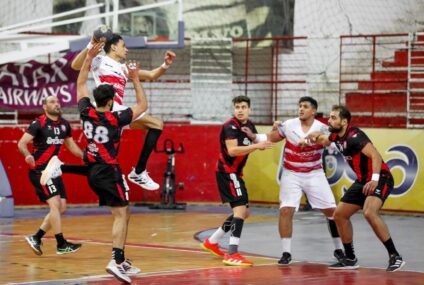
[244,127,423,213]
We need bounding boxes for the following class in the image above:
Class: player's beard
[329,124,342,133]
[47,108,62,116]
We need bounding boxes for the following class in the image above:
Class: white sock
[333,237,343,250]
[229,236,240,246]
[208,227,226,244]
[281,238,292,253]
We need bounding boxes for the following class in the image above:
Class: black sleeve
[115,108,133,127]
[64,120,72,138]
[223,123,239,140]
[347,129,371,153]
[26,120,40,137]
[251,123,258,134]
[78,97,92,114]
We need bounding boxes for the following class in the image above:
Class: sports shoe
[386,254,406,272]
[223,252,253,267]
[25,236,43,256]
[278,252,292,265]
[329,257,359,270]
[334,249,345,262]
[127,168,159,191]
[200,238,225,257]
[122,259,141,275]
[40,156,63,185]
[106,260,131,284]
[56,241,82,255]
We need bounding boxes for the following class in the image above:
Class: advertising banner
[245,127,424,213]
[0,53,78,110]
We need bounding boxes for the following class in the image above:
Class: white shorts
[279,168,336,211]
[112,102,146,122]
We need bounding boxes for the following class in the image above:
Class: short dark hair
[299,96,318,110]
[93,84,115,107]
[332,105,351,123]
[232,95,250,107]
[104,33,123,54]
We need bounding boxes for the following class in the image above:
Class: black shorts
[341,170,394,207]
[87,164,129,207]
[216,172,249,208]
[28,170,66,203]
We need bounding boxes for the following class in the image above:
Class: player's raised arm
[77,42,104,102]
[71,37,99,71]
[138,50,176,81]
[126,61,148,120]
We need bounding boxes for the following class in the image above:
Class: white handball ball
[93,25,113,42]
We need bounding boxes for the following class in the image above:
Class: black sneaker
[278,252,292,265]
[386,254,406,272]
[333,249,345,262]
[56,241,82,255]
[25,236,43,256]
[329,257,359,270]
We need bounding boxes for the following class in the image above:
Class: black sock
[221,214,234,233]
[34,228,46,242]
[343,242,356,259]
[112,247,125,264]
[327,218,340,238]
[228,217,244,254]
[55,233,66,248]
[383,237,399,256]
[135,129,162,174]
[61,164,88,176]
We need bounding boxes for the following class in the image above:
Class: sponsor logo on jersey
[46,136,64,145]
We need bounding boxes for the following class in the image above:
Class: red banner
[0,53,78,110]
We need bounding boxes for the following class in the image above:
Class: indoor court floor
[0,205,423,285]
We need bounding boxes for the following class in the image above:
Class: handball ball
[93,25,113,42]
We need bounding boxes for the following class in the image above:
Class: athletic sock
[228,217,244,254]
[135,129,162,174]
[208,214,234,244]
[343,242,356,259]
[281,238,292,253]
[112,247,125,264]
[34,228,46,242]
[55,233,66,248]
[383,237,399,256]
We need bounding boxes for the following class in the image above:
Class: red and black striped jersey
[78,97,133,165]
[216,117,257,175]
[329,125,390,184]
[25,114,72,171]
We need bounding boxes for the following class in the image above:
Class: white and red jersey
[91,55,128,105]
[277,118,328,173]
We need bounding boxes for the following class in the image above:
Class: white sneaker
[122,259,141,275]
[40,156,63,185]
[106,260,131,284]
[127,168,159,191]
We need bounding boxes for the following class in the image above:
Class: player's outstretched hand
[164,50,176,65]
[256,140,274,150]
[272,121,282,131]
[25,154,35,167]
[125,60,140,81]
[241,126,256,141]
[87,42,104,59]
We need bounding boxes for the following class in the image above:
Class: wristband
[86,42,93,50]
[371,173,380,181]
[161,62,170,69]
[255,134,267,143]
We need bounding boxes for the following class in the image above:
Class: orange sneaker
[223,252,253,267]
[200,239,225,257]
